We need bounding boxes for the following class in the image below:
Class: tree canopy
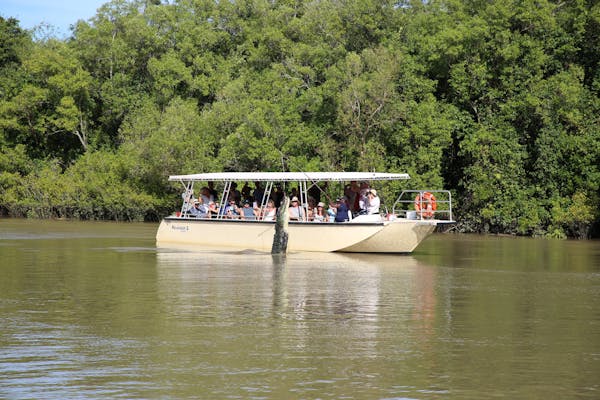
[0,0,598,238]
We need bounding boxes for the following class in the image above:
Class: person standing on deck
[252,181,265,207]
[333,197,351,222]
[365,189,380,214]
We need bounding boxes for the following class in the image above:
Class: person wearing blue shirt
[225,199,241,219]
[189,199,208,218]
[241,200,258,220]
[334,197,351,222]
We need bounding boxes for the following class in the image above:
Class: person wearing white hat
[189,197,208,218]
[365,189,380,214]
[288,196,306,221]
[313,201,328,222]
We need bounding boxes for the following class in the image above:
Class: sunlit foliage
[0,1,598,238]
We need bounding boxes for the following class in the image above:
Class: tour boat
[155,172,454,253]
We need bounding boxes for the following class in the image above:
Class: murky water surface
[1,219,599,399]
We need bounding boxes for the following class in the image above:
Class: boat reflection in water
[155,248,439,356]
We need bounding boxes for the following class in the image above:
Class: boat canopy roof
[169,172,410,182]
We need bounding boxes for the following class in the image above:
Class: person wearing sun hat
[189,197,208,218]
[313,201,328,222]
[288,196,305,221]
[365,189,380,214]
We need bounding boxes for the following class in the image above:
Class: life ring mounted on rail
[414,192,437,219]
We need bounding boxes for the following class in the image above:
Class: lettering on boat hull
[170,224,190,232]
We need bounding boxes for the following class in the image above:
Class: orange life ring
[414,192,437,218]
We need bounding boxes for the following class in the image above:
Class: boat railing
[392,190,453,222]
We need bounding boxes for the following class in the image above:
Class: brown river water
[0,219,599,399]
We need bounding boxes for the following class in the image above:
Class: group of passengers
[183,181,267,220]
[183,184,217,218]
[182,180,380,222]
[322,181,380,222]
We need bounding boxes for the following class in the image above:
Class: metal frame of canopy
[172,172,412,220]
[168,172,411,182]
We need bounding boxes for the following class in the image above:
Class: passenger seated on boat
[200,187,214,204]
[207,181,218,201]
[207,201,218,218]
[306,197,316,221]
[262,200,277,221]
[240,199,258,220]
[241,182,252,203]
[364,189,380,214]
[313,202,328,222]
[327,205,336,221]
[333,196,352,222]
[189,199,208,218]
[288,196,306,221]
[230,182,242,204]
[225,199,241,219]
[252,181,264,206]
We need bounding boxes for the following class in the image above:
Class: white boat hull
[155,217,437,253]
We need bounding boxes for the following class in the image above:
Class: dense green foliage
[1,0,598,237]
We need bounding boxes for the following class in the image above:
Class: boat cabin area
[169,172,453,223]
